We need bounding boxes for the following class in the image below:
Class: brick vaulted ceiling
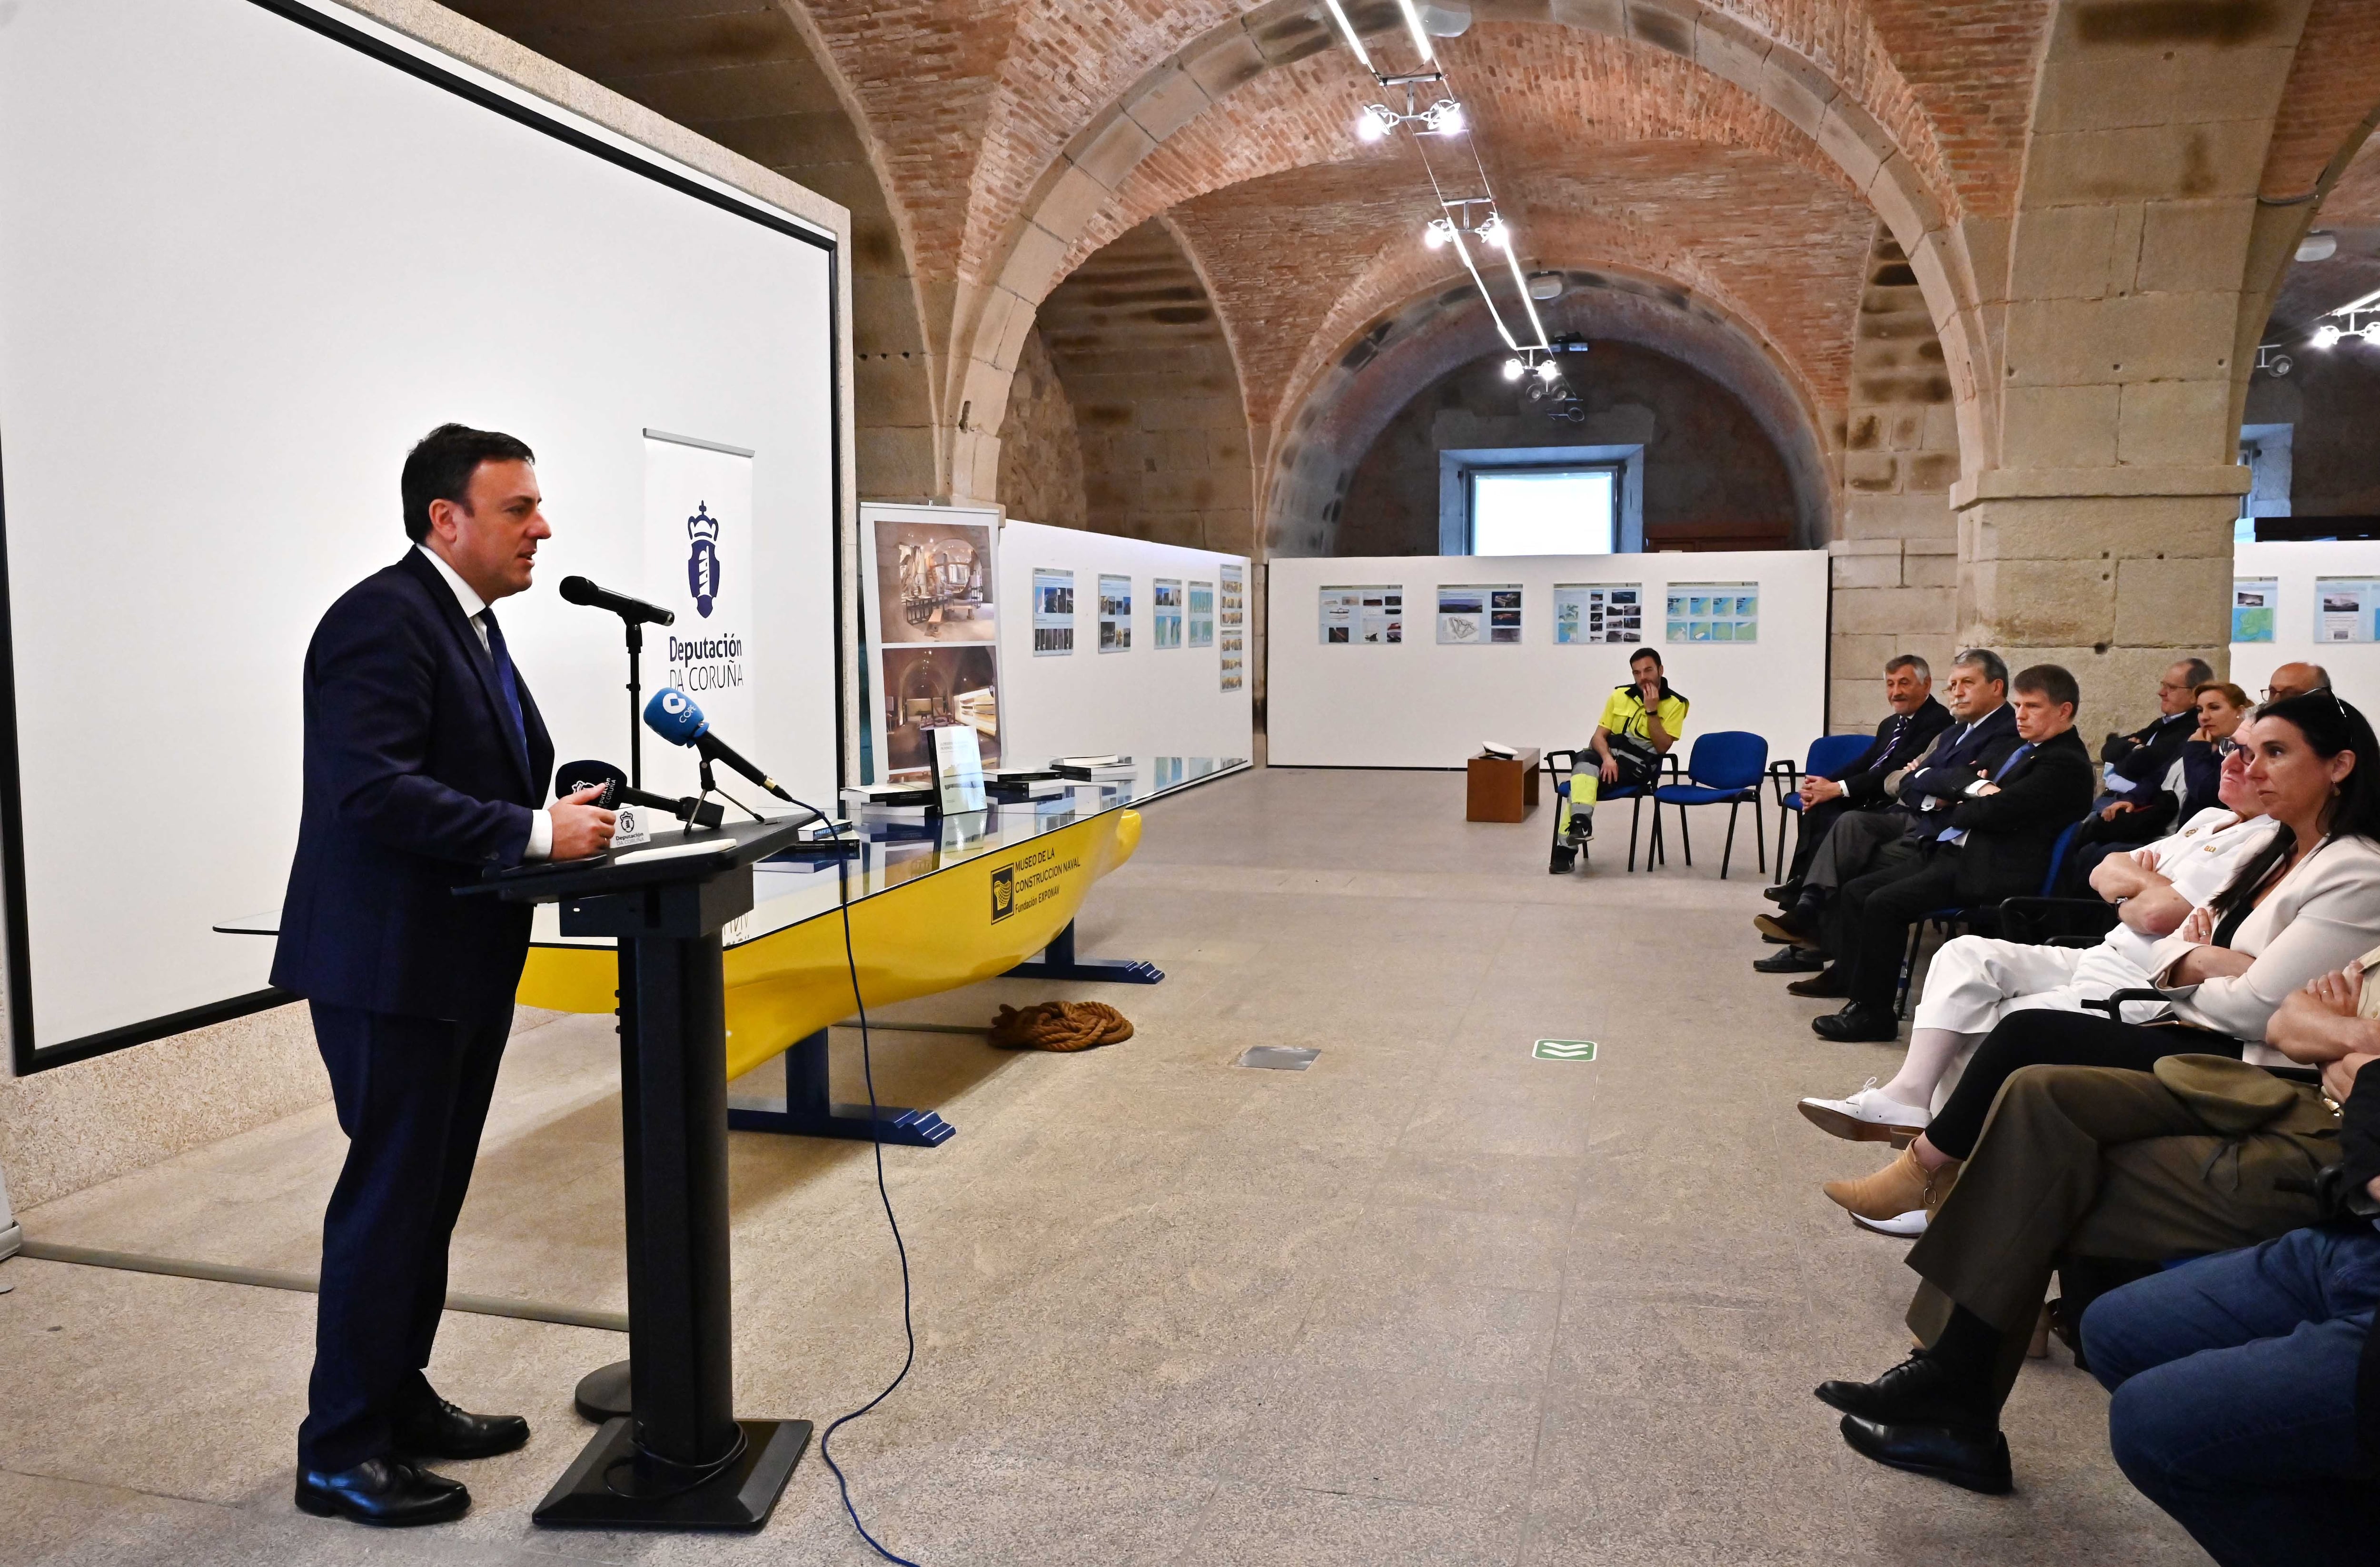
[449,0,2380,520]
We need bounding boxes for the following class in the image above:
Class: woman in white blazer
[1826,688,2380,1221]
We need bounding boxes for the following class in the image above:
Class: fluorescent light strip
[1497,228,1551,349]
[1447,227,1518,351]
[2329,287,2380,317]
[1392,0,1436,64]
[1321,0,1375,71]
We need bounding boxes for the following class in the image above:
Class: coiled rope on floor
[987,1001,1134,1051]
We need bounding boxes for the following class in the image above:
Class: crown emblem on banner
[686,503,721,543]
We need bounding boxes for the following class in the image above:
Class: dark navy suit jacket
[271,549,556,1022]
[1896,703,2022,820]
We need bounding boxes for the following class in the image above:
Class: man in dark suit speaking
[272,425,615,1526]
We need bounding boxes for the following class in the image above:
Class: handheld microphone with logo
[554,759,726,830]
[559,575,675,627]
[642,687,795,803]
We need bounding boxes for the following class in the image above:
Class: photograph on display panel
[2232,578,2277,644]
[872,517,994,643]
[1188,581,1214,648]
[2317,578,2380,643]
[1032,566,1075,655]
[1438,585,1520,645]
[880,644,1002,780]
[1099,574,1133,652]
[1552,583,1642,645]
[1666,582,1759,643]
[1152,578,1184,649]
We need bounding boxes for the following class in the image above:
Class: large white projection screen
[0,0,842,1061]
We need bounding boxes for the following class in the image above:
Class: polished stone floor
[0,769,2203,1564]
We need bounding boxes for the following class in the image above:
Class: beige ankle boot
[1824,1147,1958,1221]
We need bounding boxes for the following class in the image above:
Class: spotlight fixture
[1421,99,1465,136]
[1536,358,1561,382]
[1475,213,1507,249]
[1502,357,1525,380]
[1355,105,1392,142]
[2313,323,2343,349]
[1424,218,1454,249]
[2363,321,2380,346]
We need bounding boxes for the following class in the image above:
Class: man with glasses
[2264,662,2332,703]
[2080,658,2214,851]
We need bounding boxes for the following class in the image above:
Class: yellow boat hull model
[515,808,1143,1081]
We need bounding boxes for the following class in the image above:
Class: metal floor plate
[1238,1046,1319,1071]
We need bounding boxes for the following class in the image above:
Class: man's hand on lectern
[551,785,618,860]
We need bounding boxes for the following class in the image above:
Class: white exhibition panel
[997,521,1253,769]
[1266,551,1829,769]
[0,0,840,1051]
[2229,541,2380,702]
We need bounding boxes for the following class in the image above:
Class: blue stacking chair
[1650,731,1771,879]
[1542,748,1680,872]
[1770,733,1880,873]
[1892,817,2090,1017]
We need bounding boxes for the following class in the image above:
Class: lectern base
[532,1416,811,1530]
[575,1359,634,1422]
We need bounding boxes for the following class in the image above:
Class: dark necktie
[477,607,529,771]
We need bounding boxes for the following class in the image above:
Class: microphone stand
[624,621,644,788]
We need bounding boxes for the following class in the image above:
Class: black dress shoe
[1754,945,1828,973]
[1813,1002,1899,1041]
[1763,881,1801,906]
[1786,964,1849,999]
[295,1457,469,1527]
[1753,911,1821,948]
[1814,1352,1988,1427]
[1549,845,1577,874]
[391,1398,530,1461]
[1836,1414,2013,1495]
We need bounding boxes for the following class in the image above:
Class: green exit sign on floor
[1532,1039,1597,1062]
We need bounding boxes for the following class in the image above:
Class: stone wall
[1828,228,1960,732]
[1336,342,1801,556]
[1030,222,1256,555]
[995,328,1091,530]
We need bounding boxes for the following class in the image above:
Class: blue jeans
[2080,1226,2380,1567]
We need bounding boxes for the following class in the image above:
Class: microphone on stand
[642,687,797,804]
[554,760,726,830]
[559,576,674,626]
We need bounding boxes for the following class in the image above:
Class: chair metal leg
[1894,918,1928,1019]
[1630,794,1647,872]
[1677,804,1693,866]
[1721,800,1739,880]
[1754,795,1768,875]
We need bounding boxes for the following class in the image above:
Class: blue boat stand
[1002,918,1166,984]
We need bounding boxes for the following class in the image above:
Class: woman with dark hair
[1827,688,2380,1223]
[2165,680,2253,826]
[1809,692,2380,1495]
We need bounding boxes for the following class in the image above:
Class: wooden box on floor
[1465,749,1541,822]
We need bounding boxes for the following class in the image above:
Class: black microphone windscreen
[558,575,600,606]
[556,759,627,801]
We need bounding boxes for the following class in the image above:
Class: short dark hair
[2175,657,2214,686]
[1629,647,1662,669]
[2013,663,2080,712]
[1952,647,2008,688]
[401,424,535,543]
[1885,654,1930,682]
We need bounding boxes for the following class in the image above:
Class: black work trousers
[1835,847,1962,1008]
[298,1000,513,1472]
[1785,797,1855,884]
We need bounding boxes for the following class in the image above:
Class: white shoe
[1797,1079,1927,1145]
[1851,1208,1929,1239]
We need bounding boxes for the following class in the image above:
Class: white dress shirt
[414,545,552,861]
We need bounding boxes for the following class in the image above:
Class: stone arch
[944,0,1990,506]
[1261,263,1836,555]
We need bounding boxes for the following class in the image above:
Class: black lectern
[467,818,813,1529]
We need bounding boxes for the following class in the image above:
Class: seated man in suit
[1766,654,1952,904]
[1806,664,2095,1041]
[2065,657,2213,857]
[1755,650,2018,979]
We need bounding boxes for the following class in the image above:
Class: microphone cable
[771,791,925,1567]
